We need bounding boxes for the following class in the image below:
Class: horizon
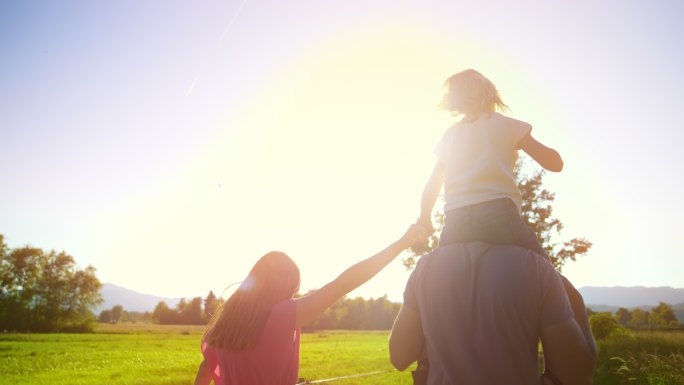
[2,1,684,300]
[101,281,684,305]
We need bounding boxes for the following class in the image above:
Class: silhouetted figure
[390,242,596,385]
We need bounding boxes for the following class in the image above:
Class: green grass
[593,330,684,385]
[298,331,408,385]
[0,330,201,385]
[2,323,683,385]
[0,324,411,385]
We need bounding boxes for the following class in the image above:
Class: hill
[578,286,684,307]
[97,283,182,312]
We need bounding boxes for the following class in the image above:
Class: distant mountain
[97,283,182,313]
[578,286,684,307]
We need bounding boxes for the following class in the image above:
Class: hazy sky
[2,1,683,301]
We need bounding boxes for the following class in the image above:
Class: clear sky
[2,1,683,301]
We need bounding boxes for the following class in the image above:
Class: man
[389,242,596,385]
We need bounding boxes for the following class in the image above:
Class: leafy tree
[340,297,368,330]
[99,309,112,323]
[366,295,400,330]
[0,234,102,332]
[179,297,203,325]
[301,290,347,330]
[517,170,592,270]
[589,312,621,340]
[651,302,678,326]
[615,307,632,325]
[154,297,206,325]
[203,291,219,322]
[110,305,124,323]
[153,301,175,324]
[629,308,650,328]
[404,162,592,271]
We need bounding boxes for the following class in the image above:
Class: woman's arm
[520,134,564,172]
[193,359,212,385]
[294,224,428,328]
[417,160,445,231]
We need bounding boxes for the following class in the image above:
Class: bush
[590,312,623,340]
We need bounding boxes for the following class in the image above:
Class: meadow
[1,323,683,385]
[0,324,408,385]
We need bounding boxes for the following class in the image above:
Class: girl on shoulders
[418,68,563,257]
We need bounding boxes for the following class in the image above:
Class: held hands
[399,223,431,249]
[416,215,434,234]
[409,217,435,254]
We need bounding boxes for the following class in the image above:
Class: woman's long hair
[439,69,508,121]
[204,251,300,351]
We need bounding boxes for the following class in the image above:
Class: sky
[1,1,683,302]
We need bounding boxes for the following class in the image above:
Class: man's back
[402,242,574,385]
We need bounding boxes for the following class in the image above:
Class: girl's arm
[520,134,564,172]
[417,160,445,231]
[193,359,212,385]
[294,224,428,328]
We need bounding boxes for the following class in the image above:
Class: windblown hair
[439,69,508,121]
[204,251,300,351]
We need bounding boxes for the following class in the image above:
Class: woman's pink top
[202,299,300,385]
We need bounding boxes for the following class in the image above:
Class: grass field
[0,324,409,385]
[1,323,683,385]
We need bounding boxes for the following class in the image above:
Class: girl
[418,69,563,257]
[193,224,428,385]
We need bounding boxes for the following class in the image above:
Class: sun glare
[90,22,573,299]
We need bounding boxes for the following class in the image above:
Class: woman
[194,223,428,385]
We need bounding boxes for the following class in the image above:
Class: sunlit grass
[594,330,684,385]
[0,324,411,385]
[2,324,683,385]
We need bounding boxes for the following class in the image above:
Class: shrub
[590,312,623,340]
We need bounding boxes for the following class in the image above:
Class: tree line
[145,290,401,330]
[151,290,222,325]
[98,305,152,324]
[610,302,679,328]
[588,302,680,340]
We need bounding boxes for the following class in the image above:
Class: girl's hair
[439,69,508,121]
[204,251,300,351]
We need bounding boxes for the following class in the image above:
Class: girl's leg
[470,198,551,261]
[440,198,551,262]
[439,206,472,247]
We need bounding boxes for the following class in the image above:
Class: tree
[340,297,369,330]
[179,297,203,325]
[203,291,219,322]
[99,309,112,323]
[110,305,124,323]
[651,302,678,326]
[0,234,102,332]
[404,161,592,271]
[153,301,175,324]
[615,307,632,326]
[589,312,621,340]
[629,308,650,328]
